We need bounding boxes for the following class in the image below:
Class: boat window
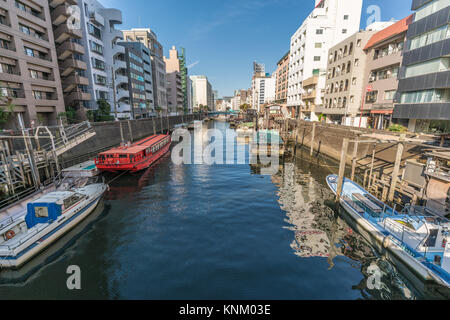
[63,194,83,210]
[119,155,128,159]
[35,206,49,218]
[424,229,439,247]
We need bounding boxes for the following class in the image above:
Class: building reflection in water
[272,160,416,300]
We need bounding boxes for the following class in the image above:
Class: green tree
[239,104,250,112]
[0,89,15,125]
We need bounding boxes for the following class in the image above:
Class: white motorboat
[0,182,108,269]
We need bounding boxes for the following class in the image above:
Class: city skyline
[102,0,412,97]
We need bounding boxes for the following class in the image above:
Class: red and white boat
[95,134,171,173]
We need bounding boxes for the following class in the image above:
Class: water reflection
[273,159,416,300]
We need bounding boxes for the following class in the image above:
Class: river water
[0,121,436,299]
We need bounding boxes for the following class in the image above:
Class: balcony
[62,74,89,92]
[49,0,77,8]
[51,4,72,26]
[117,102,131,113]
[60,59,87,76]
[54,23,82,44]
[66,90,91,105]
[116,89,129,100]
[112,44,125,58]
[115,74,128,85]
[302,89,316,100]
[56,41,84,59]
[114,60,126,70]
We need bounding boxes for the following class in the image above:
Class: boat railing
[381,216,429,254]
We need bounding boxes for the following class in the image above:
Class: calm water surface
[0,121,424,299]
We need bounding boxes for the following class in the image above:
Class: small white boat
[0,182,108,269]
[327,174,450,289]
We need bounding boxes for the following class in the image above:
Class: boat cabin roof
[31,191,74,204]
[98,135,169,156]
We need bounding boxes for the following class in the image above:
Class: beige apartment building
[363,16,412,130]
[0,0,66,128]
[319,30,376,124]
[164,46,183,114]
[275,52,289,110]
[49,0,91,119]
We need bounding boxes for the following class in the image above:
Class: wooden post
[368,144,376,188]
[310,122,316,157]
[152,117,156,136]
[336,138,349,203]
[127,120,133,142]
[167,115,170,134]
[119,122,124,144]
[294,119,300,156]
[388,134,406,203]
[351,135,359,181]
[160,115,163,133]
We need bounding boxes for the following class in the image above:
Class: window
[342,29,347,34]
[405,58,450,78]
[25,47,34,57]
[400,89,450,104]
[313,56,321,61]
[409,24,449,50]
[316,29,323,35]
[366,91,378,103]
[34,206,48,218]
[315,43,322,48]
[90,41,103,55]
[344,15,349,20]
[384,90,396,100]
[414,0,450,22]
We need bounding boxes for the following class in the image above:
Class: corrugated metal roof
[364,15,414,50]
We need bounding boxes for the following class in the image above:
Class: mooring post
[368,144,376,189]
[127,120,133,142]
[310,122,316,157]
[351,134,360,181]
[152,117,156,136]
[119,121,125,144]
[388,134,406,203]
[294,119,300,156]
[336,138,349,204]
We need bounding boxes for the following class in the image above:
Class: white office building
[251,74,276,112]
[287,0,363,120]
[79,0,126,113]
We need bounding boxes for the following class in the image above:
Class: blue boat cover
[25,203,62,229]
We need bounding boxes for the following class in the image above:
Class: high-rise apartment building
[122,28,168,114]
[190,75,214,111]
[394,0,450,133]
[287,0,363,120]
[0,0,66,128]
[118,41,154,119]
[251,73,276,112]
[164,45,183,114]
[49,0,89,119]
[78,0,125,115]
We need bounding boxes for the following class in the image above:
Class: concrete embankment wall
[288,120,433,173]
[61,114,201,165]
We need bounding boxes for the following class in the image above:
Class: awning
[371,110,393,115]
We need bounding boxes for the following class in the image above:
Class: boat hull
[0,192,105,269]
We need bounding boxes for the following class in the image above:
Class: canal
[0,121,424,299]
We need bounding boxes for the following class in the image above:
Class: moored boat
[0,182,108,269]
[326,174,450,289]
[95,134,171,173]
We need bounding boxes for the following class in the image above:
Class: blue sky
[101,0,413,97]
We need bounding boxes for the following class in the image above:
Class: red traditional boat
[95,134,171,172]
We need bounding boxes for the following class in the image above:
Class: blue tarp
[26,203,62,229]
